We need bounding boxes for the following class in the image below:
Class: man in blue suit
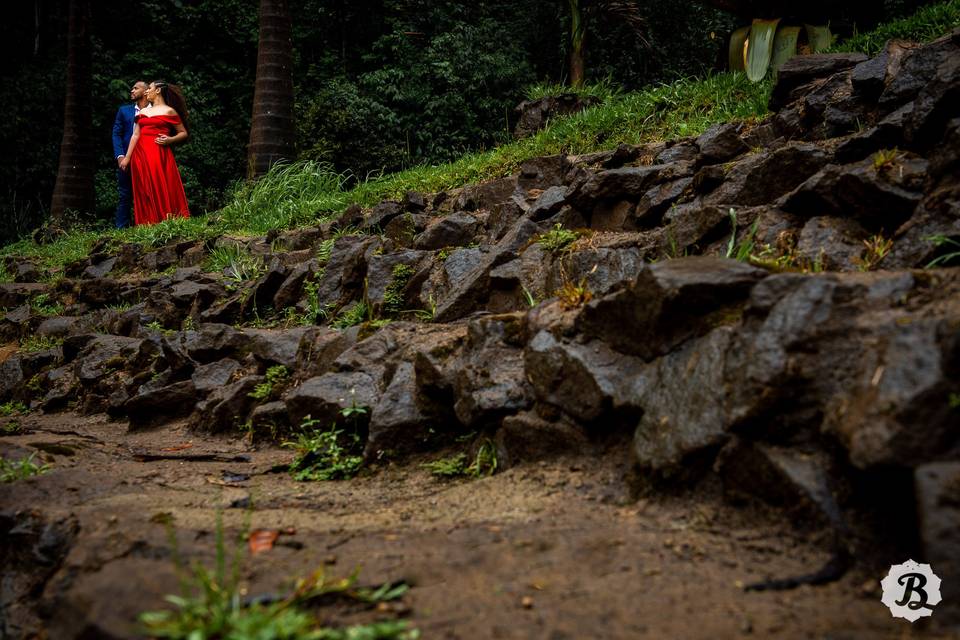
[112,80,149,228]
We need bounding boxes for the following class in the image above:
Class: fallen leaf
[249,529,279,555]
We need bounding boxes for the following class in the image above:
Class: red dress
[130,114,190,225]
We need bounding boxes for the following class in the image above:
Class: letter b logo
[881,560,942,622]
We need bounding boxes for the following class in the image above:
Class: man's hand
[117,155,125,169]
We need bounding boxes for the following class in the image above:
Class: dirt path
[0,412,949,639]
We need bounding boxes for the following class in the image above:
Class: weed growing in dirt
[249,366,290,402]
[537,224,579,254]
[285,417,364,481]
[872,148,900,171]
[208,244,266,284]
[140,512,418,639]
[331,300,369,329]
[0,453,50,482]
[421,453,468,478]
[925,234,960,268]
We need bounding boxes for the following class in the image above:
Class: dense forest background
[1,0,931,244]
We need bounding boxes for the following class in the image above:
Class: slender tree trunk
[247,0,295,179]
[50,0,94,221]
[568,0,586,88]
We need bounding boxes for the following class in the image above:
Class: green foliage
[421,453,468,478]
[467,440,499,477]
[332,300,370,329]
[316,238,336,265]
[538,223,579,254]
[830,0,960,55]
[0,453,51,483]
[249,366,290,402]
[285,418,364,482]
[383,263,415,316]
[206,243,266,284]
[724,208,759,262]
[0,261,12,283]
[20,335,63,353]
[30,293,64,316]
[0,401,28,417]
[524,77,621,102]
[925,235,960,268]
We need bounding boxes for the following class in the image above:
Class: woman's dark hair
[152,80,190,132]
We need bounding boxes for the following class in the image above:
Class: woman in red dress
[119,81,190,225]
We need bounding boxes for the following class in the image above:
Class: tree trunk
[247,0,295,179]
[50,0,94,221]
[568,0,586,88]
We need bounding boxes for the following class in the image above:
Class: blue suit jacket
[112,104,137,158]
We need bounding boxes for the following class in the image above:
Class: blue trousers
[116,167,133,228]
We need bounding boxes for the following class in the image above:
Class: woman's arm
[157,121,189,147]
[119,123,140,170]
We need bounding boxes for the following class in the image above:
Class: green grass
[421,453,468,478]
[537,223,580,254]
[0,453,51,482]
[19,335,63,353]
[248,365,290,402]
[830,0,960,55]
[524,76,622,102]
[284,418,364,481]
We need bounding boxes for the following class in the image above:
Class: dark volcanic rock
[915,462,960,623]
[415,212,480,250]
[191,375,264,432]
[495,411,590,467]
[285,371,379,430]
[769,53,868,111]
[192,358,242,393]
[796,216,869,271]
[125,380,198,429]
[696,123,749,163]
[705,143,831,207]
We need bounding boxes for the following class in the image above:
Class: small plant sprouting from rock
[949,392,960,410]
[285,417,364,482]
[249,365,290,401]
[332,300,369,329]
[466,439,499,477]
[207,244,266,283]
[383,263,415,317]
[537,223,579,254]
[522,286,538,308]
[725,208,759,262]
[872,148,900,171]
[316,238,336,265]
[855,234,893,271]
[556,278,593,309]
[925,234,960,268]
[0,453,51,483]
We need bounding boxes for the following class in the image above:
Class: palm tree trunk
[247,0,295,179]
[50,0,94,221]
[568,0,586,88]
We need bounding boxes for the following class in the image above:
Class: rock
[494,411,590,467]
[527,186,568,221]
[248,400,289,436]
[879,28,960,114]
[545,246,644,297]
[365,250,426,311]
[834,103,912,163]
[243,327,317,368]
[181,324,246,363]
[402,191,427,212]
[453,314,533,428]
[660,202,732,254]
[633,326,734,476]
[517,155,571,191]
[191,375,264,432]
[313,235,377,311]
[796,216,869,271]
[653,142,699,165]
[0,283,46,308]
[569,163,693,208]
[73,278,121,307]
[125,380,198,429]
[284,371,379,430]
[452,176,517,212]
[696,122,749,163]
[514,95,598,139]
[383,212,429,247]
[273,260,319,311]
[915,462,960,623]
[715,440,846,529]
[884,201,960,269]
[365,201,403,230]
[576,257,766,360]
[414,212,480,250]
[769,53,868,111]
[524,331,644,423]
[366,361,437,457]
[780,156,926,232]
[242,262,288,314]
[82,257,117,280]
[635,177,695,227]
[705,143,831,207]
[277,226,322,251]
[41,366,78,411]
[191,358,242,393]
[488,195,528,241]
[590,199,636,231]
[905,53,960,151]
[71,335,143,386]
[432,218,539,323]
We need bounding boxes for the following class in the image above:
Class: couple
[112,80,190,228]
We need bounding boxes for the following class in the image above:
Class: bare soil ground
[0,412,953,639]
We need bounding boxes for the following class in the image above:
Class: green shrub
[284,418,364,482]
[0,453,51,483]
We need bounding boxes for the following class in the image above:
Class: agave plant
[730,20,833,81]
